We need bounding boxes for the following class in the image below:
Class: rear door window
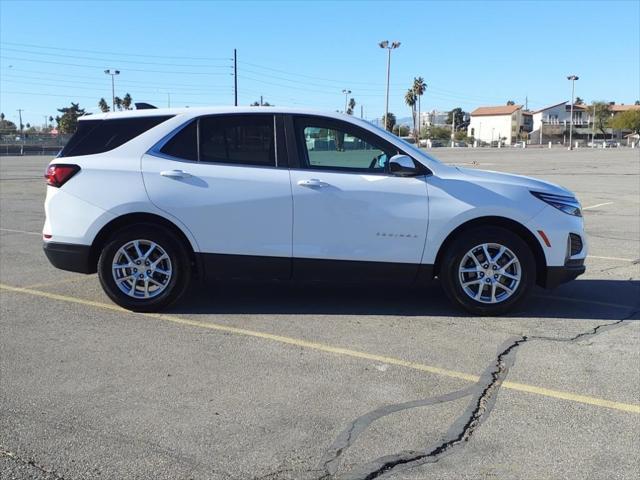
[198,115,275,167]
[59,115,173,157]
[159,120,198,161]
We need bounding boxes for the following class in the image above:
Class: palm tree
[404,89,417,140]
[385,112,396,132]
[98,98,110,113]
[413,77,426,138]
[122,93,133,110]
[114,96,123,111]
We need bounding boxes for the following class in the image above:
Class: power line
[0,41,230,61]
[1,56,231,76]
[1,47,231,69]
[2,67,231,90]
[0,78,232,96]
[0,90,220,106]
[1,74,233,93]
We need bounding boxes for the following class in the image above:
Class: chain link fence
[0,133,72,156]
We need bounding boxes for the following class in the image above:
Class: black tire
[97,224,191,312]
[439,226,536,316]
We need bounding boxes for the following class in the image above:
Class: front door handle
[160,169,192,179]
[297,179,329,188]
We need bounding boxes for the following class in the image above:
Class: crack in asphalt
[0,445,67,480]
[320,312,637,480]
[331,337,527,480]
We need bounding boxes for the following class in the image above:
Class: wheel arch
[89,212,200,276]
[433,216,547,286]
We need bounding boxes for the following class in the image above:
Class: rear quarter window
[59,115,173,157]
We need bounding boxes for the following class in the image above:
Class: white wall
[532,104,568,131]
[467,114,516,144]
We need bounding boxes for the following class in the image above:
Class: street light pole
[342,89,351,113]
[104,69,120,111]
[567,75,579,150]
[378,40,400,131]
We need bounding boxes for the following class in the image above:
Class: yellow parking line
[23,276,91,290]
[582,202,614,210]
[588,255,636,262]
[1,283,638,414]
[0,228,41,236]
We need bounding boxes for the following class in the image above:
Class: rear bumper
[43,242,95,274]
[542,259,585,289]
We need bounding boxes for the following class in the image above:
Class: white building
[419,110,449,128]
[467,105,524,145]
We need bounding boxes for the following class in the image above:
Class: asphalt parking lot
[1,148,639,480]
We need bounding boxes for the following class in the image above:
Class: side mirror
[389,154,420,177]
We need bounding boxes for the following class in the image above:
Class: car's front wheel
[439,227,536,315]
[97,225,191,312]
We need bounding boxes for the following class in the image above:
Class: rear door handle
[297,179,329,188]
[160,169,192,179]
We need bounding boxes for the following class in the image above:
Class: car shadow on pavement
[171,279,639,321]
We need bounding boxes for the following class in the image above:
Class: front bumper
[43,242,95,274]
[541,258,585,289]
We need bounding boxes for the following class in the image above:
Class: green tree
[404,88,417,140]
[429,126,452,140]
[575,97,585,105]
[412,77,426,137]
[385,112,396,132]
[506,100,515,106]
[592,101,612,138]
[122,93,133,110]
[114,96,123,111]
[392,124,410,136]
[0,113,18,134]
[447,108,465,130]
[250,100,274,106]
[610,110,640,133]
[98,98,110,112]
[635,100,640,105]
[346,98,356,115]
[56,102,85,134]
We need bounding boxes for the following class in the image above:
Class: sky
[1,0,639,127]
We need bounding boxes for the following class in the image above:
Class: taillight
[45,164,80,187]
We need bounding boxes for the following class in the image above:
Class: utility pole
[378,41,400,131]
[591,103,596,147]
[104,69,120,111]
[360,105,363,119]
[233,49,238,107]
[567,75,579,150]
[260,95,263,106]
[17,109,23,134]
[525,96,528,111]
[43,115,48,129]
[451,109,455,147]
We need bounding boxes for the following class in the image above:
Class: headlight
[531,191,582,217]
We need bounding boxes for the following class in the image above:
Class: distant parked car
[43,107,586,315]
[604,140,618,148]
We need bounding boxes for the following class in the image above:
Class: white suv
[43,107,586,315]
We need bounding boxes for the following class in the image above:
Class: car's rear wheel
[97,225,191,312]
[439,227,535,315]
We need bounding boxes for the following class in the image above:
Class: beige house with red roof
[467,105,525,145]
